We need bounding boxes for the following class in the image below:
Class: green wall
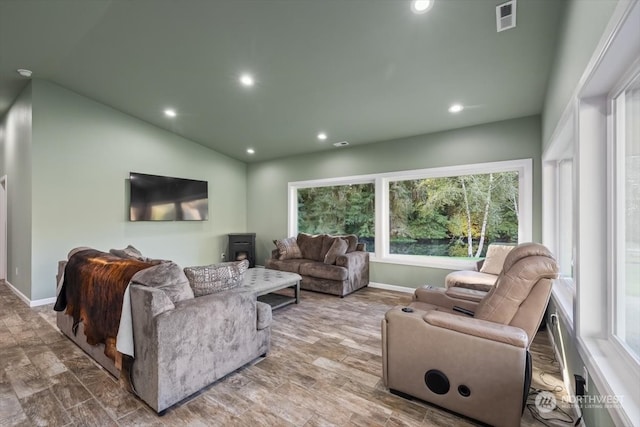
[28,80,248,301]
[542,0,617,147]
[0,83,33,298]
[247,115,542,288]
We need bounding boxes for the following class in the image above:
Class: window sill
[371,254,478,271]
[577,335,640,426]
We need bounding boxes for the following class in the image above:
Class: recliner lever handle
[452,306,474,316]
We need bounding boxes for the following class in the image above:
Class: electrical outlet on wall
[583,366,589,393]
[15,267,18,276]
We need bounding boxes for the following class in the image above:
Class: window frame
[288,158,533,270]
[608,63,640,370]
[557,1,640,422]
[543,107,577,328]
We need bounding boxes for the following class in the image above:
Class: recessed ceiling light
[333,141,349,147]
[239,74,254,87]
[246,148,255,154]
[317,132,327,141]
[17,69,32,78]
[411,0,433,14]
[448,104,464,113]
[164,109,177,118]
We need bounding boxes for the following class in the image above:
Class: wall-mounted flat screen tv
[129,172,208,221]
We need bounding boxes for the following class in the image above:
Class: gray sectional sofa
[129,282,271,413]
[265,233,369,297]
[55,249,271,414]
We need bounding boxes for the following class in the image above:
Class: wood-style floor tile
[49,371,91,409]
[19,388,71,426]
[66,398,119,427]
[0,281,576,427]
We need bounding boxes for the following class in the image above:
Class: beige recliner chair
[382,243,558,427]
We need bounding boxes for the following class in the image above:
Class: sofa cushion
[183,260,249,297]
[299,262,348,281]
[321,234,358,256]
[131,261,194,303]
[343,235,358,253]
[324,238,348,265]
[274,237,302,260]
[264,258,315,274]
[297,233,325,261]
[479,244,515,275]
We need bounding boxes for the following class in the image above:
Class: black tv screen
[129,172,208,221]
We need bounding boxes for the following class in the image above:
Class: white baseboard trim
[4,280,56,307]
[31,297,57,307]
[4,280,30,306]
[368,282,415,293]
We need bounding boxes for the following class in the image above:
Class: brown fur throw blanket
[54,249,155,361]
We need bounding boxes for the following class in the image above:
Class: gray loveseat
[265,233,369,297]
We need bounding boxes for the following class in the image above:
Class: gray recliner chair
[382,242,558,427]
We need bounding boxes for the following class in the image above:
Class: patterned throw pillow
[274,237,302,260]
[183,260,249,297]
[324,238,348,265]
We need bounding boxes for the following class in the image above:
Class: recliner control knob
[401,307,414,313]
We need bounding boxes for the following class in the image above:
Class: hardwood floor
[0,281,578,426]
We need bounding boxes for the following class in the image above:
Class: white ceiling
[0,0,565,162]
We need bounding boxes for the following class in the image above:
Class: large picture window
[389,172,519,259]
[289,159,532,269]
[297,183,375,250]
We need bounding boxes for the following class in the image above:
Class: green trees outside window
[390,172,519,258]
[298,184,375,245]
[297,171,519,258]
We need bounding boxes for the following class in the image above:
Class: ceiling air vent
[496,0,516,32]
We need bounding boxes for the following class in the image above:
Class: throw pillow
[324,238,348,265]
[131,261,194,303]
[342,234,358,253]
[184,259,249,297]
[297,233,325,261]
[479,244,515,275]
[274,237,302,260]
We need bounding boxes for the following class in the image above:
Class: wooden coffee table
[242,268,301,309]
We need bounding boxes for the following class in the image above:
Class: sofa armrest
[130,284,175,318]
[444,286,485,302]
[424,311,528,348]
[413,286,479,312]
[336,250,368,268]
